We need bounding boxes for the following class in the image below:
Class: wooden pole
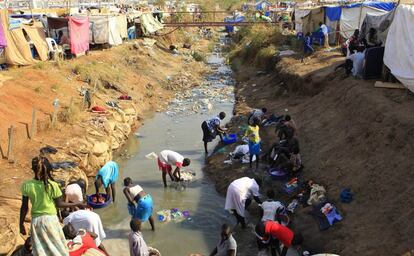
[30,108,36,139]
[7,125,14,162]
[51,98,59,128]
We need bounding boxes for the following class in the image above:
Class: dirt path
[205,50,414,255]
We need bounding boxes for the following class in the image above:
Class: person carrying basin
[157,150,191,187]
[94,161,119,203]
[19,156,87,256]
[225,176,262,229]
[202,112,227,154]
[123,177,155,231]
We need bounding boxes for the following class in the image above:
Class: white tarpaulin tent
[384,4,414,92]
[140,13,164,35]
[294,9,311,33]
[340,4,388,38]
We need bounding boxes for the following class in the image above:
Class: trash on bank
[157,208,191,223]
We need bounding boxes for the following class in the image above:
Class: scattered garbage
[145,152,158,160]
[287,199,299,213]
[340,188,354,203]
[157,208,191,223]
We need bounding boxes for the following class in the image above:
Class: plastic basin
[87,193,112,209]
[223,134,237,144]
[268,168,288,180]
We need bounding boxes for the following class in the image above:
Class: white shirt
[320,24,328,35]
[261,201,284,221]
[63,210,106,247]
[65,183,83,203]
[159,150,184,167]
[231,177,260,199]
[128,185,143,199]
[232,145,249,156]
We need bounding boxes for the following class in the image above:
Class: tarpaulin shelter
[89,15,125,46]
[360,10,395,45]
[22,21,49,61]
[47,16,89,55]
[339,2,396,39]
[139,13,164,36]
[0,10,35,65]
[294,7,324,35]
[384,4,414,92]
[256,0,273,10]
[69,16,89,55]
[324,6,341,43]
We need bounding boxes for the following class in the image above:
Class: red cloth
[264,221,294,247]
[91,106,106,112]
[68,232,103,256]
[158,158,172,173]
[69,16,89,55]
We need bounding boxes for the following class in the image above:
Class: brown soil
[205,50,414,256]
[0,34,212,255]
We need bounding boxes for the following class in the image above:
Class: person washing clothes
[157,150,191,187]
[209,224,237,256]
[62,209,107,254]
[225,177,262,228]
[123,177,155,231]
[255,221,303,256]
[94,161,119,203]
[202,112,227,154]
[19,156,86,256]
[244,117,261,169]
[62,223,107,256]
[248,108,267,125]
[260,189,285,222]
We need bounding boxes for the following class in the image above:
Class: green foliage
[192,51,205,62]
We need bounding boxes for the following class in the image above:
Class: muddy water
[96,40,242,255]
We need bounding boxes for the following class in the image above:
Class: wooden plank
[374,81,407,89]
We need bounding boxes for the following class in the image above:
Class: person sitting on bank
[94,161,119,203]
[63,223,107,256]
[202,112,227,154]
[209,224,237,256]
[363,28,382,48]
[255,221,303,256]
[260,189,285,222]
[225,177,262,228]
[248,108,267,125]
[124,177,155,231]
[19,156,86,255]
[157,150,191,187]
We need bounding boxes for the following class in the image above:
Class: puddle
[97,35,238,255]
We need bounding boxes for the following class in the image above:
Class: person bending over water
[201,112,227,154]
[20,156,86,255]
[124,177,155,231]
[94,161,119,203]
[157,150,190,187]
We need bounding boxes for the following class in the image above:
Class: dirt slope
[205,51,414,255]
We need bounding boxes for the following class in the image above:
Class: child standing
[245,116,261,169]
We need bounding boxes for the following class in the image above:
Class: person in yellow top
[19,156,86,256]
[244,117,261,169]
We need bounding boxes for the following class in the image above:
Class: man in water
[225,177,262,228]
[123,177,155,231]
[202,112,227,154]
[129,219,151,256]
[209,224,237,256]
[158,150,191,187]
[94,161,119,202]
